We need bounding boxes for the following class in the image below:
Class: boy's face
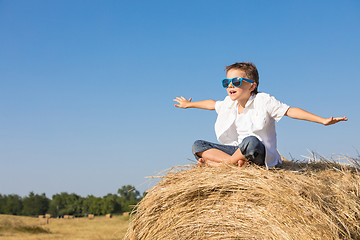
[225,69,256,101]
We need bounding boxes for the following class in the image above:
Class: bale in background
[125,158,360,240]
[88,214,94,220]
[39,218,49,225]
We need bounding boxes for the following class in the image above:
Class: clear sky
[1,0,359,198]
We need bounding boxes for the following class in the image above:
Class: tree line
[0,185,143,217]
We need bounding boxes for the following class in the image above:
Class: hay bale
[123,212,129,217]
[38,215,44,219]
[88,214,94,220]
[45,214,51,219]
[106,214,112,218]
[125,160,360,240]
[39,218,49,225]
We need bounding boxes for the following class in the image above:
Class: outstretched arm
[173,96,216,110]
[285,107,348,126]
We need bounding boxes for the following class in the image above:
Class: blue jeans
[192,136,266,166]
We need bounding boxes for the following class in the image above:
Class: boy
[173,62,348,168]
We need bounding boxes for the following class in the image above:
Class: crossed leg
[196,148,249,167]
[193,137,265,168]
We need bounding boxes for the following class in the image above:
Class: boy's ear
[250,83,257,91]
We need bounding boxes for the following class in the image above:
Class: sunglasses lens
[222,79,230,88]
[232,78,241,87]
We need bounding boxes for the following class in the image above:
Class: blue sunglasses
[222,77,255,88]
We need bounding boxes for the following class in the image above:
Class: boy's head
[225,62,259,95]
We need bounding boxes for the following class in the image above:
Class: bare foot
[197,158,206,167]
[198,158,224,167]
[238,159,249,167]
[197,158,220,167]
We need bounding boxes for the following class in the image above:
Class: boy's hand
[323,116,348,126]
[173,96,192,109]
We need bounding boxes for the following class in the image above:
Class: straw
[125,156,360,240]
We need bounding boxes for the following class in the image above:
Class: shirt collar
[227,94,256,110]
[245,94,256,108]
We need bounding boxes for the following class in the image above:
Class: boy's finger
[189,97,192,101]
[338,117,348,121]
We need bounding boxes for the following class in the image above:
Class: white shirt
[214,92,290,168]
[235,111,252,143]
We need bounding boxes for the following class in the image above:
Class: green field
[0,214,129,240]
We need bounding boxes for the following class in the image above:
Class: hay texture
[125,158,360,240]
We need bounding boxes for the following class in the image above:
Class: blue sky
[1,0,359,197]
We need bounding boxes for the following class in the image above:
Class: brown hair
[225,62,259,94]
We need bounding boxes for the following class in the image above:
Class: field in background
[0,214,129,240]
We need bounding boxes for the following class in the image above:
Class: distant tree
[0,185,144,217]
[48,193,64,217]
[22,192,49,216]
[81,195,91,216]
[48,192,83,217]
[0,194,5,214]
[117,185,141,212]
[62,193,83,216]
[101,194,121,214]
[82,195,103,216]
[2,194,23,215]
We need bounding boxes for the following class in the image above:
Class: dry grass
[0,214,129,240]
[125,155,360,240]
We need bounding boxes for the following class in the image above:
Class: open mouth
[229,90,237,95]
